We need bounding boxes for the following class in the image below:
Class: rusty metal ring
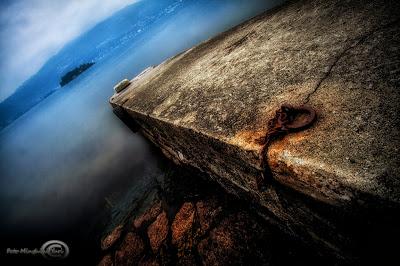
[285,105,316,130]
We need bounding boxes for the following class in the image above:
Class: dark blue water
[0,0,284,262]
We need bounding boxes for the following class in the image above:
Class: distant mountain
[0,0,183,130]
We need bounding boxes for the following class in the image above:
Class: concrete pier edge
[110,0,400,261]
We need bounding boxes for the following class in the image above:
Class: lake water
[0,0,284,263]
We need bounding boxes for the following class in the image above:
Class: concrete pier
[110,0,400,260]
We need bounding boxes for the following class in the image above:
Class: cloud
[0,0,138,101]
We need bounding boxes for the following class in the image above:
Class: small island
[59,62,95,87]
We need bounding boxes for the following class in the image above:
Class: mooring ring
[285,105,316,130]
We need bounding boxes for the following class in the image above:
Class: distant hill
[60,63,94,87]
[0,0,181,131]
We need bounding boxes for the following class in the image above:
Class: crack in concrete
[303,19,400,104]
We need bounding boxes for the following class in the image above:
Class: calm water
[0,0,284,262]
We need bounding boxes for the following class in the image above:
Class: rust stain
[231,129,266,150]
[269,132,308,151]
[256,104,317,189]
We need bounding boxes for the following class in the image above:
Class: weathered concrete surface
[110,0,400,260]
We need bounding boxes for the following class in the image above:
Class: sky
[0,0,139,101]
